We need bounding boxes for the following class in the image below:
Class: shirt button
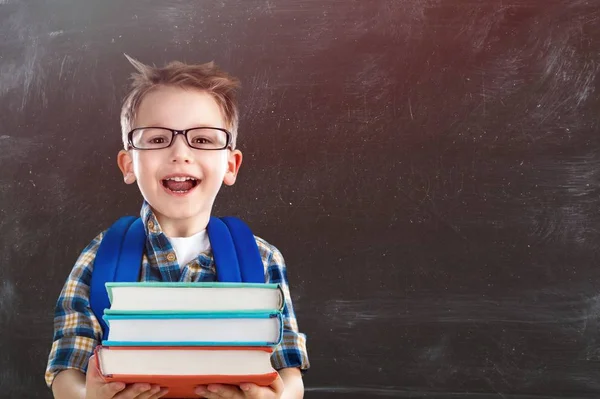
[147,220,156,232]
[167,252,176,262]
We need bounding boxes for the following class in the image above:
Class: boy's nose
[169,134,193,163]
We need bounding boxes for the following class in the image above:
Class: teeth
[165,176,196,182]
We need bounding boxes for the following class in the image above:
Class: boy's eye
[188,129,226,148]
[191,137,213,144]
[148,136,168,144]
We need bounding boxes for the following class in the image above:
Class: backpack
[89,215,264,340]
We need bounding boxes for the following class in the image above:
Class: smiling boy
[45,56,310,399]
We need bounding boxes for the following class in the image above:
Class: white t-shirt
[168,229,210,266]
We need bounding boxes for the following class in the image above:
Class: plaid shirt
[45,201,310,387]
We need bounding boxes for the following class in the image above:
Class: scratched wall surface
[2,0,600,398]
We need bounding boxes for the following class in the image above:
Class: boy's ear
[223,149,243,186]
[117,149,136,184]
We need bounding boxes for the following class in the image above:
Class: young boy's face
[117,86,242,235]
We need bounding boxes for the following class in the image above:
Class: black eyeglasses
[127,127,232,150]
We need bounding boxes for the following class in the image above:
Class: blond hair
[120,54,241,149]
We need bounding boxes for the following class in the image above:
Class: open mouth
[162,176,199,194]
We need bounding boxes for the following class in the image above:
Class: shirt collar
[139,200,215,271]
[140,200,163,237]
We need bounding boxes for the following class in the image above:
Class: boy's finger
[202,384,241,398]
[86,354,126,389]
[87,354,130,397]
[239,383,257,395]
[113,383,151,398]
[99,381,126,396]
[85,355,104,382]
[194,388,218,399]
[86,355,127,396]
[147,388,169,399]
[134,384,162,399]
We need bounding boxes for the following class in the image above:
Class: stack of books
[94,282,284,398]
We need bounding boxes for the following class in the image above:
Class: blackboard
[2,0,600,398]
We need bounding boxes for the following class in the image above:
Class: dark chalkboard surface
[2,0,600,398]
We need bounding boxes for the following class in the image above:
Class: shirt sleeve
[259,239,310,372]
[45,231,105,388]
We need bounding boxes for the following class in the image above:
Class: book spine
[104,311,281,321]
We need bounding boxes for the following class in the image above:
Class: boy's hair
[120,54,241,149]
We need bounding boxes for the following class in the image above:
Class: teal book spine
[102,312,284,348]
[105,282,284,312]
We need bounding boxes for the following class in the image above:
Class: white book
[95,346,278,398]
[97,347,275,376]
[105,282,283,313]
[103,313,283,347]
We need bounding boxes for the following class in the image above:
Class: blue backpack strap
[115,218,145,282]
[220,217,265,283]
[207,217,242,282]
[90,216,145,340]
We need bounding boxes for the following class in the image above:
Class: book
[102,312,283,347]
[105,282,284,313]
[95,346,277,399]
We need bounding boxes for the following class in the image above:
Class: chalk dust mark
[0,279,16,324]
[323,289,600,328]
[304,386,583,398]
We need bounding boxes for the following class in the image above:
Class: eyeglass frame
[126,126,232,150]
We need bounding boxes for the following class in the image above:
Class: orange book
[95,346,278,398]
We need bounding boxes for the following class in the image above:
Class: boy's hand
[194,374,284,399]
[85,354,169,399]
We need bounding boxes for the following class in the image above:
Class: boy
[45,56,310,399]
